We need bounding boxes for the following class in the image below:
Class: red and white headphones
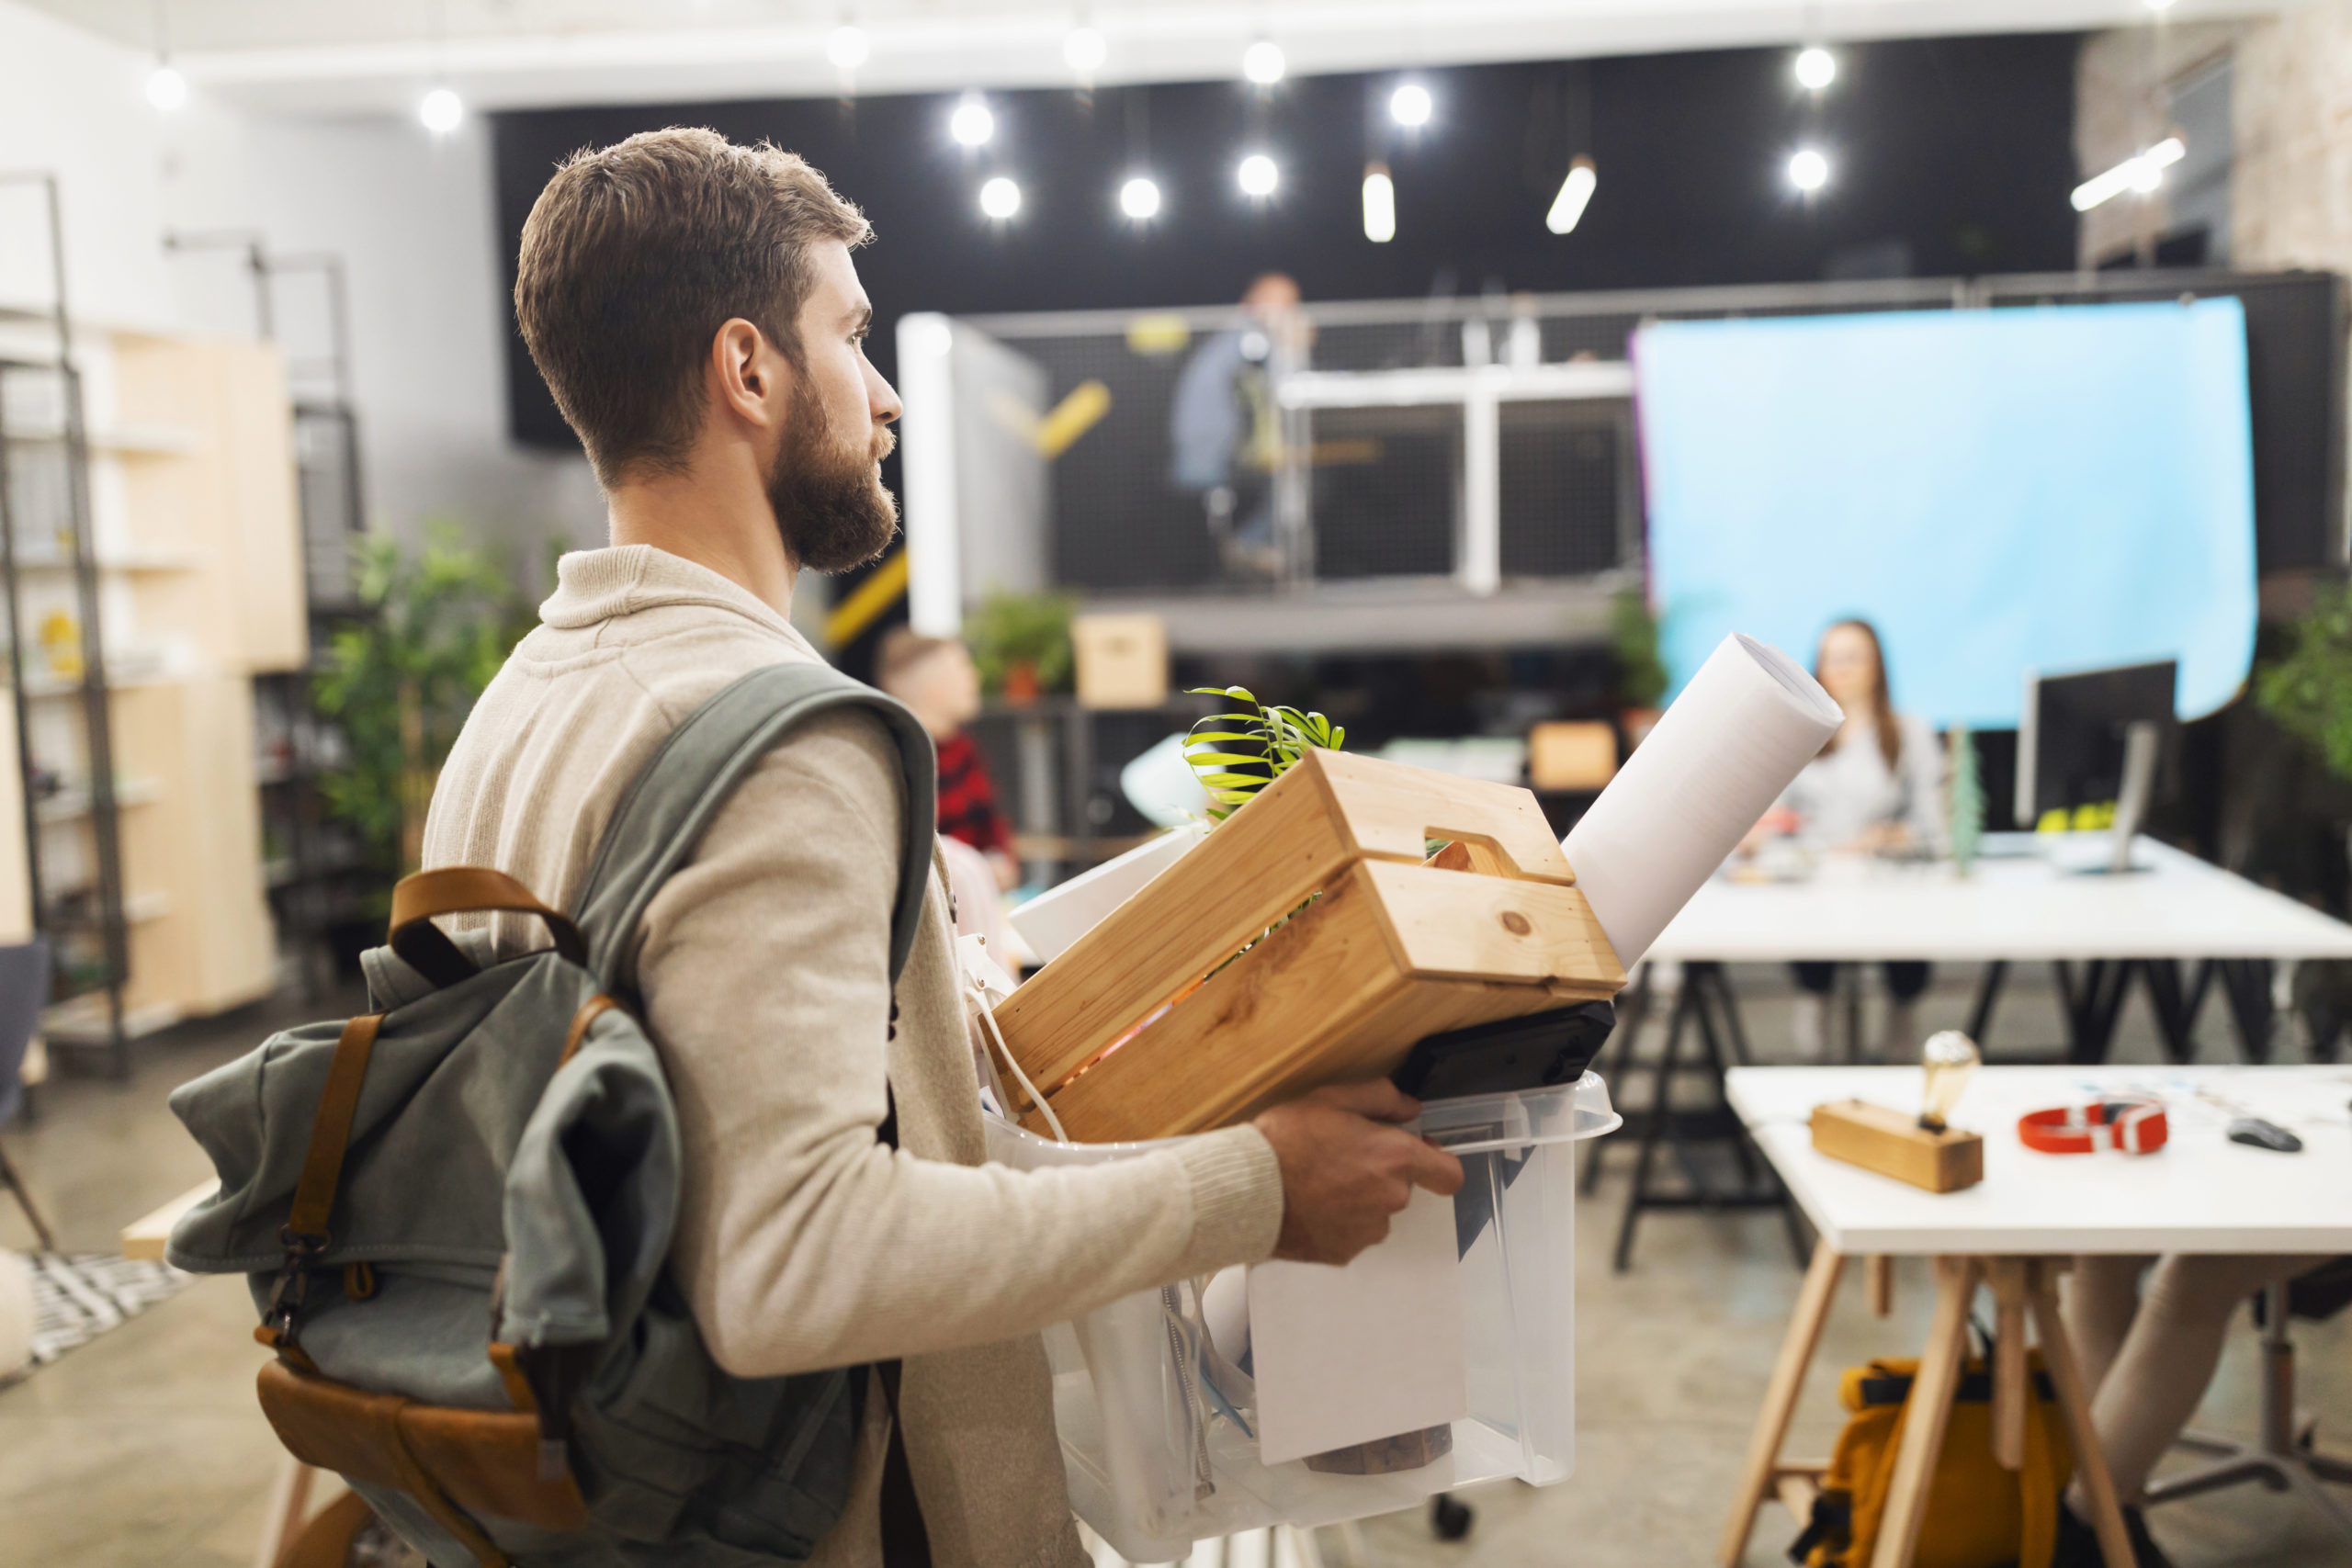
[2018,1095,2169,1156]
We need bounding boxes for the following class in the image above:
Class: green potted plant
[2257,581,2352,782]
[1612,585,1668,748]
[313,523,532,896]
[1182,686,1346,820]
[967,589,1076,705]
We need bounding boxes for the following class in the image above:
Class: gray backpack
[167,662,935,1568]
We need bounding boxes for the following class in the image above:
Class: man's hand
[1252,1081,1465,1266]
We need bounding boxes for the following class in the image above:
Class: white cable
[973,987,1070,1144]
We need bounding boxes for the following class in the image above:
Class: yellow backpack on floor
[1790,1351,2074,1568]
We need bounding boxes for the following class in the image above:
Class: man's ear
[709,317,792,431]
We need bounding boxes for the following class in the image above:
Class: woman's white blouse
[1780,712,1946,852]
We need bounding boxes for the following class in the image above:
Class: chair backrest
[0,940,52,1126]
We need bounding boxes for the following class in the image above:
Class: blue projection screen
[1635,300,2256,727]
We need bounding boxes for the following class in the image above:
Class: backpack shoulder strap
[572,660,937,995]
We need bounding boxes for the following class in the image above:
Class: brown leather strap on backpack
[389,867,589,987]
[263,1012,384,1347]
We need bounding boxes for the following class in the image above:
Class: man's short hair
[514,127,871,486]
[876,627,962,692]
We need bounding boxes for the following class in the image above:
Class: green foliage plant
[1612,586,1668,710]
[2257,582,2352,783]
[1182,685,1345,822]
[966,589,1076,697]
[313,523,532,883]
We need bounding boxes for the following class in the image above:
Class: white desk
[1650,837,2352,964]
[1639,835,2352,1065]
[1725,1064,2352,1256]
[1714,1065,2352,1568]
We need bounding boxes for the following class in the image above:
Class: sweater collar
[540,545,818,656]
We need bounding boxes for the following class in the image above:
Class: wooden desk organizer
[1809,1100,1984,1193]
[991,748,1624,1142]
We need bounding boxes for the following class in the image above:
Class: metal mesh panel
[1017,334,1220,592]
[1308,404,1460,581]
[1499,401,1631,579]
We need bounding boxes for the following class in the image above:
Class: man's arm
[636,707,1283,1378]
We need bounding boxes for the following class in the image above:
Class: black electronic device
[2228,1116,2303,1154]
[1390,1000,1615,1101]
[2015,660,2177,852]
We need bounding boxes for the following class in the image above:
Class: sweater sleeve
[634,707,1284,1379]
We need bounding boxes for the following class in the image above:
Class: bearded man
[422,128,1459,1568]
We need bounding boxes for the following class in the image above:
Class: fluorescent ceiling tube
[2071,136,2185,211]
[1363,164,1396,243]
[1546,157,1597,233]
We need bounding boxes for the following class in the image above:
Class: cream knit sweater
[422,545,1285,1568]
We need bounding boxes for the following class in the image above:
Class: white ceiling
[39,0,2292,116]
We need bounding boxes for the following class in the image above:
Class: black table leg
[1966,960,2008,1045]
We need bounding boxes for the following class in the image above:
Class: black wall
[492,33,2085,451]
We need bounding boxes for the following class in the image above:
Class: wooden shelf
[0,421,198,457]
[10,549,208,574]
[33,776,163,823]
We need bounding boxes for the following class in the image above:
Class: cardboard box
[1072,613,1169,709]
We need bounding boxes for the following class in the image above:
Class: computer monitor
[2014,659,2177,832]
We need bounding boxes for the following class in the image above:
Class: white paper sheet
[1245,1188,1468,1466]
[1563,632,1843,967]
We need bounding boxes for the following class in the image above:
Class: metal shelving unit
[167,232,370,995]
[0,172,129,1075]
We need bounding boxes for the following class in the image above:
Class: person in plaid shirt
[877,627,1019,889]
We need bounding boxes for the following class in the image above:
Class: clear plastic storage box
[986,1074,1620,1562]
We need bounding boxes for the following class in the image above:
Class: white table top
[1645,835,2352,964]
[1723,1064,2352,1256]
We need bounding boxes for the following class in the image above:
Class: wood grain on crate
[993,748,1577,1099]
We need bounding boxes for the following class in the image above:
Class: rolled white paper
[1563,632,1842,967]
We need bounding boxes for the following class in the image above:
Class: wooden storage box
[992,748,1624,1142]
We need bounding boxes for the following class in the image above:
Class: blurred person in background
[1170,273,1303,578]
[876,627,1020,891]
[1767,618,1945,1057]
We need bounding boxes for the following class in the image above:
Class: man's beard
[766,387,900,573]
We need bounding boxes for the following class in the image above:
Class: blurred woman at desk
[1766,618,1945,1058]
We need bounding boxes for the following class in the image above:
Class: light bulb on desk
[1918,1030,1980,1133]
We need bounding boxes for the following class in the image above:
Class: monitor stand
[2045,721,2162,875]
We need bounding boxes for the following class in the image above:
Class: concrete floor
[1,965,2347,1567]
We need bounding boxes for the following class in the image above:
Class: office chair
[2142,1277,2352,1538]
[0,938,56,1252]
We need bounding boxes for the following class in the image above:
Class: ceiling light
[1243,40,1285,85]
[1238,153,1279,198]
[2144,0,2178,9]
[1362,164,1396,243]
[145,62,187,111]
[1390,83,1432,128]
[949,96,994,146]
[1794,47,1837,91]
[1788,148,1829,192]
[2071,135,2185,210]
[1546,156,1597,233]
[1063,27,1106,73]
[979,176,1022,220]
[828,25,870,70]
[1119,176,1161,220]
[419,86,463,135]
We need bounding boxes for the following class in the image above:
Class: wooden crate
[994,748,1623,1141]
